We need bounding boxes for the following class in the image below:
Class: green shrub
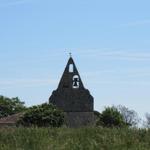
[0,96,26,118]
[18,103,64,127]
[97,106,126,127]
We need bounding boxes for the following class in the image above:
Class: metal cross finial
[69,52,72,57]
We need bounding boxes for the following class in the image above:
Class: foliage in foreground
[95,106,140,128]
[0,127,150,150]
[18,103,64,127]
[0,96,26,118]
[97,106,126,127]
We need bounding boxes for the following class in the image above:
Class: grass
[0,127,150,150]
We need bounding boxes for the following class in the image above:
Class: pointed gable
[49,56,94,112]
[58,57,84,90]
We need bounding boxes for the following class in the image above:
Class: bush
[97,106,126,127]
[18,103,64,127]
[0,96,26,118]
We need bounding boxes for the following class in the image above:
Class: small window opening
[73,75,80,88]
[69,64,74,73]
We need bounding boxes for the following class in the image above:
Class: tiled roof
[0,113,24,124]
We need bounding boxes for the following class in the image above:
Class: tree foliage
[117,105,140,127]
[0,96,26,118]
[18,103,64,127]
[97,106,126,127]
[145,113,150,128]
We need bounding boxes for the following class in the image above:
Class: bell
[73,78,78,87]
[73,81,78,86]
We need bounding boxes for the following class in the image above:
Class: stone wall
[50,89,93,112]
[64,112,94,128]
[49,57,94,127]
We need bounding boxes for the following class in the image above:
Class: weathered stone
[64,112,94,128]
[49,56,94,127]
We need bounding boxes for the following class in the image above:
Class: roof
[0,113,24,124]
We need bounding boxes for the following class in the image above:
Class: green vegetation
[18,103,64,127]
[116,105,140,127]
[0,127,150,150]
[97,106,126,127]
[0,96,26,118]
[1,96,150,149]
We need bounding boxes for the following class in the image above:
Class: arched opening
[69,64,74,73]
[72,75,80,88]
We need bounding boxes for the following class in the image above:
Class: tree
[18,103,64,127]
[0,96,26,118]
[98,106,125,127]
[117,105,140,127]
[145,113,150,128]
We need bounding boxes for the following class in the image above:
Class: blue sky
[0,0,150,119]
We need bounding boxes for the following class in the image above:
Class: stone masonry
[49,56,94,127]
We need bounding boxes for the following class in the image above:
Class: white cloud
[121,20,150,27]
[75,49,150,61]
[84,77,150,86]
[0,0,33,7]
[0,78,58,88]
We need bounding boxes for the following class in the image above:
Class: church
[49,55,94,127]
[0,55,94,127]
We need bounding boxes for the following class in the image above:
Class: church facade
[49,56,94,127]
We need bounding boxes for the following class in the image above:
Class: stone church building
[49,56,94,127]
[0,55,94,127]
